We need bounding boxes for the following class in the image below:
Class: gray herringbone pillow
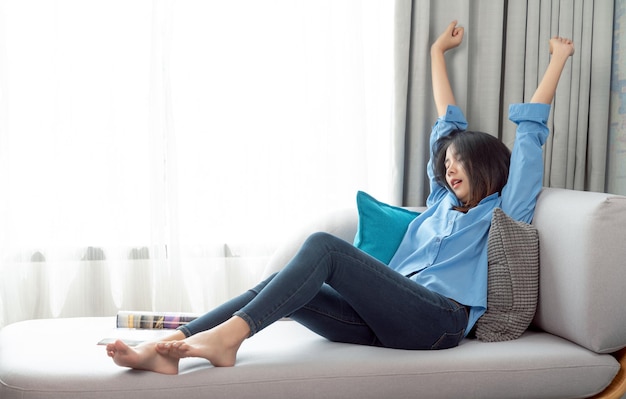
[475,208,539,342]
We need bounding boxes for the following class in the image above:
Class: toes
[155,342,173,355]
[155,343,167,354]
[156,341,188,358]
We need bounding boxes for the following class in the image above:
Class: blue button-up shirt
[388,103,550,335]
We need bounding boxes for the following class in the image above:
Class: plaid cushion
[475,208,539,342]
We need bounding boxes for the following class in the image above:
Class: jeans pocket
[430,329,465,350]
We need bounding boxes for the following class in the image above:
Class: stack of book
[98,311,201,346]
[116,310,200,329]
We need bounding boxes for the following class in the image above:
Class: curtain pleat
[607,1,626,195]
[587,0,614,192]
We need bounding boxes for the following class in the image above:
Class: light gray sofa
[1,187,625,399]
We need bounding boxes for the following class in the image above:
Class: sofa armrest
[531,188,626,353]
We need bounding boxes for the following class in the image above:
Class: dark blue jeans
[178,232,468,350]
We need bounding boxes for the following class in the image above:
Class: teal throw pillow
[353,191,420,264]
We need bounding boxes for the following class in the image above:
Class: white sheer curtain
[0,0,396,328]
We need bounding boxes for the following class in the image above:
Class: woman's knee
[303,231,342,250]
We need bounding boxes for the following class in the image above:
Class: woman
[106,21,574,374]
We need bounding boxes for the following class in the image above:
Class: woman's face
[445,145,470,204]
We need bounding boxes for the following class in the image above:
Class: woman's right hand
[549,36,575,59]
[431,20,464,53]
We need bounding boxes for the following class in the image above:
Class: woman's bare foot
[106,339,180,375]
[155,316,250,367]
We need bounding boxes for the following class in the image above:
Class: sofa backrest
[531,187,626,354]
[262,208,359,279]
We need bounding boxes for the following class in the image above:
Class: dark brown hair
[434,130,511,212]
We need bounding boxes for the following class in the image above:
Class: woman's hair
[434,130,511,212]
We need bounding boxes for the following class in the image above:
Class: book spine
[116,311,198,329]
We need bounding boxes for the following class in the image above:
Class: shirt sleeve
[426,105,468,208]
[501,103,551,222]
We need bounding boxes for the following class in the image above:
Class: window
[0,0,396,324]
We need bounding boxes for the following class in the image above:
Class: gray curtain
[393,0,614,206]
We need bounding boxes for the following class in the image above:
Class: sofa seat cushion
[0,317,618,399]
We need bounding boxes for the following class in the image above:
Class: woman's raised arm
[431,20,464,117]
